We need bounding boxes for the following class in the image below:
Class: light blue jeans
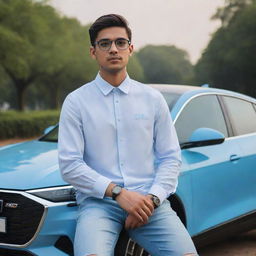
[74,197,198,256]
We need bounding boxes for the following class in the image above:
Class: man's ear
[129,44,134,56]
[90,46,96,59]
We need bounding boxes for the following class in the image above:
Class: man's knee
[184,254,197,256]
[86,254,97,256]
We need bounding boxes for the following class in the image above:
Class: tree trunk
[17,86,26,111]
[50,83,60,109]
[3,66,35,111]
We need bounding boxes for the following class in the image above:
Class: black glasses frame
[94,38,131,51]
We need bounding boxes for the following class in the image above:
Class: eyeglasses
[94,38,131,51]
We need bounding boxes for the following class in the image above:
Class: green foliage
[127,54,145,82]
[0,0,97,110]
[136,45,194,84]
[38,21,98,109]
[195,0,256,97]
[212,0,254,26]
[0,110,59,139]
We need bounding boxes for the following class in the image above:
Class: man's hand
[125,195,155,229]
[125,214,145,229]
[116,189,154,223]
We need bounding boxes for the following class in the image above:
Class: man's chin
[103,66,125,74]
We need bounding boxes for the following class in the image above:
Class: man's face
[90,26,133,74]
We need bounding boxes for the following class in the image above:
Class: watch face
[113,186,122,195]
[153,196,160,207]
[112,185,122,200]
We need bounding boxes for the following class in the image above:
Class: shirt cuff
[148,184,168,204]
[92,175,112,199]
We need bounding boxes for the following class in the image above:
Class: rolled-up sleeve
[148,93,182,204]
[58,94,112,199]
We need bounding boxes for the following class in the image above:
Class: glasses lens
[115,39,129,50]
[97,39,130,51]
[98,40,111,50]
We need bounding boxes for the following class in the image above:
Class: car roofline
[148,84,256,103]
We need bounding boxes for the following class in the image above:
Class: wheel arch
[168,194,187,227]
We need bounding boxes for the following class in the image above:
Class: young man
[58,14,197,256]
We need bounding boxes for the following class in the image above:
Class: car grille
[0,191,45,246]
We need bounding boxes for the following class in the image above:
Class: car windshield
[40,91,181,142]
[40,126,59,142]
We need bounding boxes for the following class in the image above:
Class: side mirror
[181,128,225,149]
[43,125,55,135]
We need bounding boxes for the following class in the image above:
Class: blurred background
[1,0,255,112]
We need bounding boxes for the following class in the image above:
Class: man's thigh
[128,200,198,256]
[74,198,125,256]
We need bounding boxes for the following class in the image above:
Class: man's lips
[107,57,122,61]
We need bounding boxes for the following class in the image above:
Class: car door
[174,93,244,236]
[221,96,256,215]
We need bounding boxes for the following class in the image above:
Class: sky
[49,0,225,64]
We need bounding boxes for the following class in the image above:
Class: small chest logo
[134,113,148,120]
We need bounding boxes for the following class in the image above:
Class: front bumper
[0,189,77,256]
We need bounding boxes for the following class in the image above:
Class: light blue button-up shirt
[58,74,181,204]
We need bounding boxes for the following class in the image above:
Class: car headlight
[27,186,76,202]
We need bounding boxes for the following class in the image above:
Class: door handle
[230,154,240,162]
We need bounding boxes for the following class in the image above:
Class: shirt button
[115,100,119,103]
[117,118,120,122]
[120,163,124,166]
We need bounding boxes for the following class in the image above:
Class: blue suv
[0,84,256,255]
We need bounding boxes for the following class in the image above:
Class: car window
[222,96,256,136]
[175,95,228,144]
[161,92,180,111]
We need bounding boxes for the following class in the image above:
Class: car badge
[5,202,18,209]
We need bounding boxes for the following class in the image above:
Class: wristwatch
[112,185,122,200]
[149,194,161,208]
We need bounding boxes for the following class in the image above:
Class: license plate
[0,217,6,233]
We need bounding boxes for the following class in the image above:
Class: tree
[195,0,256,97]
[0,0,84,110]
[136,45,194,84]
[212,0,253,26]
[0,66,15,109]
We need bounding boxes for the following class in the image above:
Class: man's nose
[109,41,118,53]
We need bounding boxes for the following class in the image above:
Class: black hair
[89,14,132,46]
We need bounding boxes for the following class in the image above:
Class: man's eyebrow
[98,38,110,41]
[98,37,128,41]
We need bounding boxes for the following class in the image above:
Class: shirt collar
[95,73,131,96]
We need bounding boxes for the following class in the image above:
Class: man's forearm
[104,183,117,197]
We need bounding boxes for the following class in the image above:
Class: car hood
[0,140,66,190]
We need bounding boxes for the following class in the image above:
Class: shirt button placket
[113,89,124,173]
